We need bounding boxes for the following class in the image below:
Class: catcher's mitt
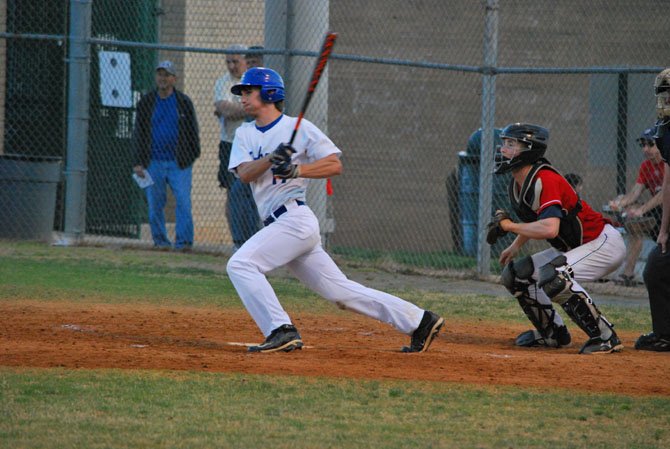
[486,209,511,245]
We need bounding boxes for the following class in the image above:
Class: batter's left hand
[272,163,300,179]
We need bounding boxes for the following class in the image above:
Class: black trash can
[456,128,511,256]
[457,153,510,257]
[0,154,62,241]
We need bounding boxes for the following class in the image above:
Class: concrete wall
[327,0,670,251]
[156,0,264,246]
[1,0,667,252]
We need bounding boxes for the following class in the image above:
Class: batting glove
[272,163,300,179]
[269,143,296,166]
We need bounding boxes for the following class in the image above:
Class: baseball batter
[226,67,444,353]
[486,123,626,354]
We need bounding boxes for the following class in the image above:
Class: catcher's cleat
[579,332,623,355]
[402,311,444,353]
[515,326,571,348]
[635,332,670,352]
[248,324,303,353]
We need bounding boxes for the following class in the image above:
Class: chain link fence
[1,0,668,292]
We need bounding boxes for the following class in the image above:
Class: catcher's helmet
[494,123,549,174]
[654,68,670,119]
[231,67,285,102]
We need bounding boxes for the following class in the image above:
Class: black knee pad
[501,256,534,296]
[538,255,571,299]
[561,292,603,338]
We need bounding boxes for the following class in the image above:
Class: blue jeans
[227,179,260,247]
[146,160,193,249]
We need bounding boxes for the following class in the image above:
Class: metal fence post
[61,0,92,243]
[478,0,499,276]
[265,0,333,243]
[616,72,628,196]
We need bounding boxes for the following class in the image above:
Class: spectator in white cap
[132,60,200,251]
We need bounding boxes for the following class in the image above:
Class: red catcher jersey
[535,169,608,243]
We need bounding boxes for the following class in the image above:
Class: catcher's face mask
[655,68,670,119]
[494,139,530,174]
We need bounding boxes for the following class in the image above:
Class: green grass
[332,244,529,274]
[0,242,652,330]
[1,368,669,449]
[332,245,479,271]
[0,242,324,310]
[0,241,664,448]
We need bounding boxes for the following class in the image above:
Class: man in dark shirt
[133,61,200,250]
[637,68,670,352]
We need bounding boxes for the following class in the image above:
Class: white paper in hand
[132,171,154,189]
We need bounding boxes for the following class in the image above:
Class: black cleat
[579,331,623,354]
[402,311,444,353]
[515,325,571,348]
[248,324,303,353]
[635,332,670,352]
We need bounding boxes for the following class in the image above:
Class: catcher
[487,123,626,354]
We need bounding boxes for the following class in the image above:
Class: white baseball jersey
[228,114,341,221]
[226,113,425,338]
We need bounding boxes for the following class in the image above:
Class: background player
[607,125,664,286]
[225,67,444,353]
[486,123,626,354]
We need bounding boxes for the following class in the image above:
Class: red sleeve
[535,170,570,213]
[535,168,607,243]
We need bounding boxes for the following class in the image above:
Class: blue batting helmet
[231,67,285,102]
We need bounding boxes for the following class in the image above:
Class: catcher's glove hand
[272,162,300,179]
[269,143,295,166]
[486,209,511,245]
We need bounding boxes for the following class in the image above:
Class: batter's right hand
[269,143,296,166]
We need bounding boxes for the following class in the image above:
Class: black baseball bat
[288,31,338,146]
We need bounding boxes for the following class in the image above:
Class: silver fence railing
[0,0,668,294]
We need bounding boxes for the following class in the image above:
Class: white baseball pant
[226,203,424,337]
[527,224,626,324]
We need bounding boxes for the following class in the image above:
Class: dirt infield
[1,300,668,397]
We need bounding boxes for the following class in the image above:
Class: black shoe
[401,311,444,353]
[579,331,623,354]
[635,332,670,352]
[248,324,303,353]
[515,325,571,348]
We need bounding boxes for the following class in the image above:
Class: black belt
[264,200,305,226]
